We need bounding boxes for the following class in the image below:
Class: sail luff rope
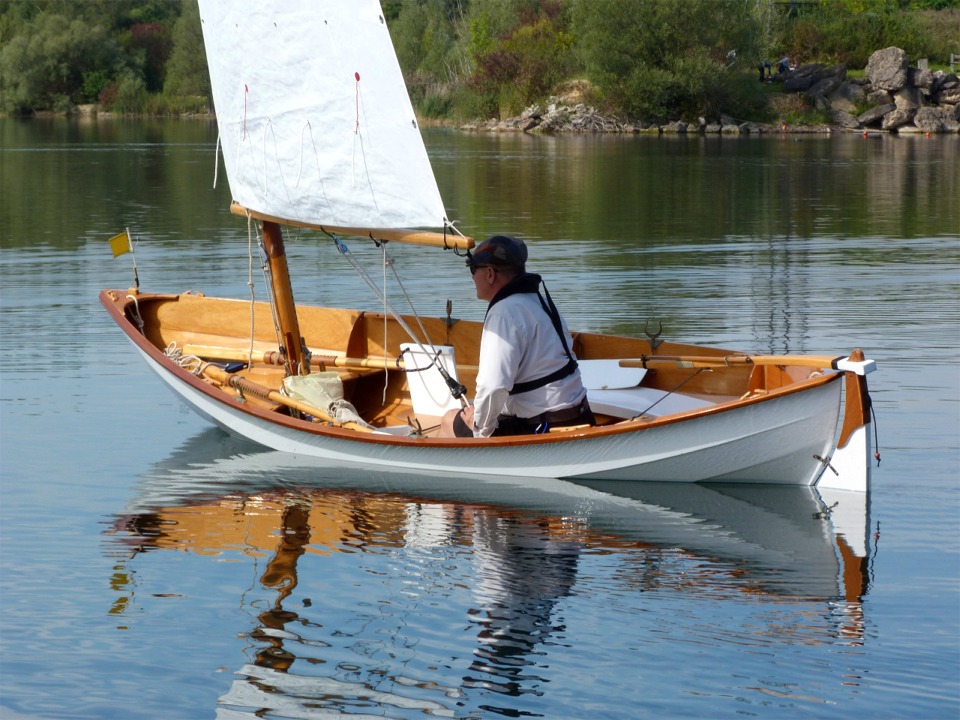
[213,131,221,189]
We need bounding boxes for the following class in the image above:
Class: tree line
[1,0,956,124]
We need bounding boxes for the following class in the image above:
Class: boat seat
[578,359,713,418]
[587,387,713,418]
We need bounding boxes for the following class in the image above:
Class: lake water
[1,118,958,719]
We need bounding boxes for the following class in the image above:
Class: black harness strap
[485,273,578,396]
[509,357,578,395]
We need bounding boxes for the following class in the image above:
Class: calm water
[1,118,958,719]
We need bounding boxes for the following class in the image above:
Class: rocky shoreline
[461,47,960,136]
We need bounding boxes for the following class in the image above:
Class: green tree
[164,0,210,103]
[391,0,472,117]
[466,1,575,117]
[0,0,181,113]
[0,11,122,112]
[779,1,933,65]
[573,0,764,122]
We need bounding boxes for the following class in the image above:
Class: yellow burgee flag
[109,229,131,257]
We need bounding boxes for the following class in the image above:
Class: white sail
[198,0,447,231]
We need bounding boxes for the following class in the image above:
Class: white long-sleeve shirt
[473,291,586,437]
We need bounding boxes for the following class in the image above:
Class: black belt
[495,397,594,436]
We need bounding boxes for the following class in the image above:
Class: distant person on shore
[758,60,772,82]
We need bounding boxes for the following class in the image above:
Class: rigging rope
[244,210,286,373]
[125,294,144,335]
[332,236,427,347]
[631,368,707,420]
[164,342,207,375]
[331,234,466,405]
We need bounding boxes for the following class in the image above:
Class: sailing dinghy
[99,0,877,490]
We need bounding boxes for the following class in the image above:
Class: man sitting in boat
[440,235,595,437]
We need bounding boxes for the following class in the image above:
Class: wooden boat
[99,0,876,490]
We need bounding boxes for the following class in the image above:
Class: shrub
[780,4,934,67]
[113,71,148,112]
[467,6,574,118]
[917,9,960,65]
[574,0,765,123]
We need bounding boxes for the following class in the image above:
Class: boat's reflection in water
[107,429,873,718]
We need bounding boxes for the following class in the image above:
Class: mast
[262,221,308,376]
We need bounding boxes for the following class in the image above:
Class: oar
[183,344,407,371]
[619,352,873,374]
[183,343,484,374]
[198,363,375,433]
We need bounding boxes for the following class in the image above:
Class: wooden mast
[261,220,309,376]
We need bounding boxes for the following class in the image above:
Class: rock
[910,67,934,91]
[882,107,915,130]
[662,120,688,133]
[933,73,959,93]
[782,63,826,92]
[739,122,766,134]
[521,104,542,120]
[867,89,893,106]
[858,103,895,127]
[807,63,847,99]
[866,47,908,92]
[939,88,960,105]
[829,81,865,113]
[893,86,920,111]
[832,109,861,129]
[704,123,722,133]
[914,106,949,133]
[807,72,844,101]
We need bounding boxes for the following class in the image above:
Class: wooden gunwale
[99,289,844,450]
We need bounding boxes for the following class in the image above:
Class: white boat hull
[136,343,845,486]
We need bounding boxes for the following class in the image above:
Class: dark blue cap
[468,235,527,271]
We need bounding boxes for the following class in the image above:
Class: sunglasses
[468,262,496,276]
